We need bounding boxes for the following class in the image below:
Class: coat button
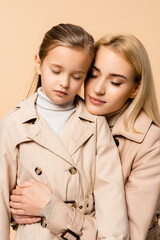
[114,138,119,147]
[69,167,77,174]
[41,217,47,228]
[35,167,42,175]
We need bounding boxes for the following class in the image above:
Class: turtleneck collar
[36,87,75,111]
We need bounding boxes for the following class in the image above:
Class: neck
[106,100,131,127]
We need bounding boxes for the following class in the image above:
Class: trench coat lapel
[26,117,76,166]
[60,115,94,156]
[111,110,152,143]
[60,96,95,156]
[18,94,95,166]
[17,93,76,166]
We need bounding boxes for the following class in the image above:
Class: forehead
[95,46,134,76]
[44,46,91,71]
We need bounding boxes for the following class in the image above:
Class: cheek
[72,80,84,93]
[112,88,132,107]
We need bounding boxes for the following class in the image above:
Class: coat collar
[60,97,95,158]
[17,93,38,124]
[109,110,152,143]
[74,95,96,123]
[16,93,95,166]
[17,94,95,124]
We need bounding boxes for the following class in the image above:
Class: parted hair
[95,34,160,131]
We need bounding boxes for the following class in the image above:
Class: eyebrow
[49,63,62,68]
[109,73,127,80]
[93,65,127,80]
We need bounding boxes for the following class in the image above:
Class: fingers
[19,181,36,188]
[10,194,22,202]
[10,200,22,209]
[10,207,25,216]
[11,187,23,195]
[12,214,41,224]
[18,216,41,224]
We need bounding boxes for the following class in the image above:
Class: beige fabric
[44,110,160,240]
[110,110,160,240]
[0,93,128,240]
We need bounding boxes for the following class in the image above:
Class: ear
[129,82,140,99]
[35,54,41,75]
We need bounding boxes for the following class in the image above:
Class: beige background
[0,0,159,239]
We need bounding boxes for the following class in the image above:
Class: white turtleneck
[36,87,76,136]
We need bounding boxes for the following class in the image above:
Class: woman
[85,34,160,240]
[10,34,160,240]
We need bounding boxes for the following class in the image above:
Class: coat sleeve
[42,117,129,240]
[0,115,18,240]
[125,126,160,240]
[94,117,129,239]
[43,198,99,239]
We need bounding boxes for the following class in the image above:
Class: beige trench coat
[110,111,160,240]
[43,110,160,240]
[0,93,128,240]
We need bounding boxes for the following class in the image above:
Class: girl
[0,25,128,239]
[11,34,160,240]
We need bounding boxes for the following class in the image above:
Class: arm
[10,117,129,240]
[125,128,160,239]
[10,181,99,239]
[0,116,18,239]
[94,117,129,240]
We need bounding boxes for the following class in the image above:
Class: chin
[86,105,104,116]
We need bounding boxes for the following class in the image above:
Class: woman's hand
[12,214,41,224]
[10,181,52,216]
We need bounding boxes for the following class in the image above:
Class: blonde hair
[95,34,160,131]
[28,23,94,96]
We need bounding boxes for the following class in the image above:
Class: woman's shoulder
[135,110,160,137]
[113,110,160,144]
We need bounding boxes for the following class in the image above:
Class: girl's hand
[12,214,41,224]
[10,181,52,216]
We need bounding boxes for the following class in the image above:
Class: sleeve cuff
[40,194,58,223]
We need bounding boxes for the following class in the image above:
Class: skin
[10,46,139,224]
[10,182,52,223]
[10,45,92,223]
[85,46,138,115]
[36,45,91,104]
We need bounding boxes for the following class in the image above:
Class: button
[114,138,119,147]
[69,167,77,174]
[79,205,83,209]
[41,218,47,228]
[35,167,42,175]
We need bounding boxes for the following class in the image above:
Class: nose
[94,78,106,95]
[59,75,70,89]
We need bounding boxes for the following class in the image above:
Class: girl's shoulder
[0,93,38,126]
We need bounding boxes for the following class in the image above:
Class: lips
[54,90,68,96]
[88,95,106,105]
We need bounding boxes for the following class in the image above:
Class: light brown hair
[28,23,94,95]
